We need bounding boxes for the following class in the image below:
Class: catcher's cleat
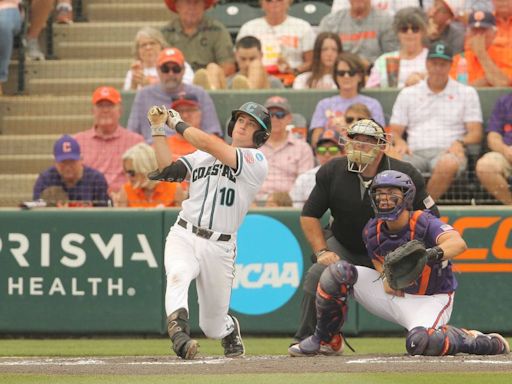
[288,335,321,357]
[488,333,510,355]
[466,330,510,355]
[222,316,245,358]
[319,333,344,356]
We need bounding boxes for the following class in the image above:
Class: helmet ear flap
[253,130,270,148]
[227,112,237,138]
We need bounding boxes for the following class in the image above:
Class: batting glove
[167,109,190,135]
[147,105,169,136]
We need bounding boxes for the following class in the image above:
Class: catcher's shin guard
[167,308,198,359]
[315,261,358,342]
[406,325,509,356]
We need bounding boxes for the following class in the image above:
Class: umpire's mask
[344,119,389,173]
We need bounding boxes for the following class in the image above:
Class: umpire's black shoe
[222,316,245,357]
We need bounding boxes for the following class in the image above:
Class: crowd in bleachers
[3,0,512,208]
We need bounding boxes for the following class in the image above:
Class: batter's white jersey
[178,147,268,234]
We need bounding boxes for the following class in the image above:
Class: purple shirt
[33,166,109,206]
[487,93,512,146]
[127,83,222,143]
[309,94,386,130]
[363,211,458,295]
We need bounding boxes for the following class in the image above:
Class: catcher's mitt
[383,239,428,290]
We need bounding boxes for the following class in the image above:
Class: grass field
[0,337,511,384]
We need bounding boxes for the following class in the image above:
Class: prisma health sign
[0,210,165,333]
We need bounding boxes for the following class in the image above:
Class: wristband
[175,121,190,135]
[311,248,328,264]
[426,246,444,262]
[151,124,166,136]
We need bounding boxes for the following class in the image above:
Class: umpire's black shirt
[302,154,439,266]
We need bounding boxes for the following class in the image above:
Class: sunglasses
[399,25,421,34]
[345,116,366,124]
[160,63,183,74]
[316,146,341,155]
[269,110,288,119]
[336,69,358,77]
[124,169,136,177]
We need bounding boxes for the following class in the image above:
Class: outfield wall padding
[1,208,511,335]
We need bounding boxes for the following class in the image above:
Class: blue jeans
[0,7,22,82]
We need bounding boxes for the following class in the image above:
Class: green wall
[120,88,512,134]
[1,208,511,335]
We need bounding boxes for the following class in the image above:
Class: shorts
[479,151,512,179]
[403,148,467,177]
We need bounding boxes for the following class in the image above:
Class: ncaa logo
[231,214,303,315]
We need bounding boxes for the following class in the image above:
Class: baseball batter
[147,102,271,360]
[290,171,510,357]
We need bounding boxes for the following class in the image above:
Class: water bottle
[456,55,468,85]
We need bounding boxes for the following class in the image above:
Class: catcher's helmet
[227,102,272,148]
[345,119,388,173]
[369,170,416,221]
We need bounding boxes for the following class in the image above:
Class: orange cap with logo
[92,86,121,105]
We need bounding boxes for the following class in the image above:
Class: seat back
[207,3,264,38]
[289,1,331,26]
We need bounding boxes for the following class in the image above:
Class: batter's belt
[177,218,231,241]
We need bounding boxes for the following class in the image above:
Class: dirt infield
[1,355,511,375]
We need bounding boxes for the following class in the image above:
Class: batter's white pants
[353,267,454,331]
[164,224,237,339]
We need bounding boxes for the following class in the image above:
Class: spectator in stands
[426,0,466,54]
[265,191,293,208]
[161,0,235,76]
[449,10,512,87]
[55,0,73,24]
[367,7,429,88]
[319,0,399,65]
[290,129,344,208]
[25,0,75,60]
[309,52,386,146]
[493,0,512,48]
[293,32,343,90]
[236,0,315,86]
[74,86,144,194]
[0,0,22,95]
[256,95,315,202]
[390,41,483,200]
[193,36,284,90]
[33,135,109,206]
[123,26,194,91]
[332,0,421,15]
[127,47,222,142]
[166,92,223,160]
[476,93,512,205]
[114,143,184,207]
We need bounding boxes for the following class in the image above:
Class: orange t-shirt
[166,135,197,162]
[494,16,512,48]
[449,46,512,84]
[123,181,178,207]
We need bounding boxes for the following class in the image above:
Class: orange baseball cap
[92,86,121,105]
[158,48,185,67]
[164,0,217,13]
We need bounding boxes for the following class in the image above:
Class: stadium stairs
[0,0,170,206]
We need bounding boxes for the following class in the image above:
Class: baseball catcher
[289,170,509,357]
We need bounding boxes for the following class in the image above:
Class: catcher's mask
[369,170,416,221]
[343,119,389,173]
[227,102,272,148]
